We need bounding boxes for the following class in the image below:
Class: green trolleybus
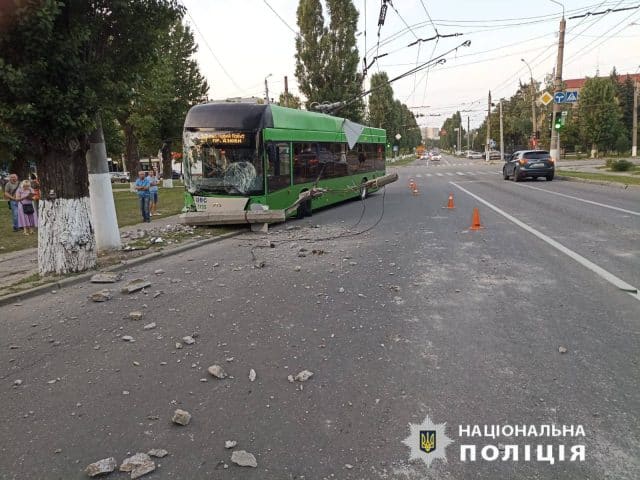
[180,102,393,225]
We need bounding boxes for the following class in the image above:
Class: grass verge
[556,170,640,186]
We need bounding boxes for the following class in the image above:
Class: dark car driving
[503,150,554,182]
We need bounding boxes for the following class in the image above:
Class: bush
[609,159,634,172]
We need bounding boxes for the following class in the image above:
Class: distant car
[466,151,483,159]
[431,153,442,161]
[171,170,182,180]
[483,150,502,160]
[503,150,554,182]
[110,171,129,183]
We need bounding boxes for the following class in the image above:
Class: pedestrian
[16,179,37,235]
[3,173,20,232]
[30,173,41,214]
[134,170,151,223]
[148,168,159,216]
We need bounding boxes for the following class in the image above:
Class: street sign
[564,90,579,103]
[554,92,566,104]
[395,133,402,140]
[540,92,553,105]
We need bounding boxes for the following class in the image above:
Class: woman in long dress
[16,179,38,235]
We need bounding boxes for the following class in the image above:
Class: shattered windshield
[183,130,264,195]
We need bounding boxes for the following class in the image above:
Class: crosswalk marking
[436,173,443,177]
[445,172,453,176]
[426,173,433,177]
[456,172,465,176]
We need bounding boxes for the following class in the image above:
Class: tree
[440,111,465,151]
[367,72,395,133]
[278,92,302,109]
[295,0,363,122]
[0,0,183,274]
[578,77,623,156]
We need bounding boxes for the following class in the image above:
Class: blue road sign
[554,92,566,103]
[564,90,579,103]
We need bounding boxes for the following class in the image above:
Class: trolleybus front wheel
[296,199,312,219]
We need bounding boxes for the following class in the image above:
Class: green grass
[0,186,186,254]
[557,170,640,186]
[386,155,418,167]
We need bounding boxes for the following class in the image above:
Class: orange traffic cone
[445,193,455,209]
[412,183,419,195]
[470,207,482,230]
[408,178,416,190]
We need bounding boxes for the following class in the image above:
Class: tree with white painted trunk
[0,0,183,275]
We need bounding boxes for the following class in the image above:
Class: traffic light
[554,118,562,130]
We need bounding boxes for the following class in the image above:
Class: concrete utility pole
[549,2,566,162]
[521,58,537,145]
[485,90,491,162]
[467,116,470,152]
[284,76,289,107]
[499,99,505,162]
[264,74,272,104]
[633,79,638,158]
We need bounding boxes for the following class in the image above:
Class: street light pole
[264,74,272,104]
[633,79,638,158]
[521,58,537,146]
[549,1,566,162]
[499,99,505,162]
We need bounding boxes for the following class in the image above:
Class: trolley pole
[549,7,566,163]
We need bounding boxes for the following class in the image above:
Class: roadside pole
[549,10,566,163]
[485,90,491,162]
[633,80,638,158]
[499,99,504,162]
[467,116,470,153]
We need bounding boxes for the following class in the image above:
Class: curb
[0,229,244,307]
[555,175,640,190]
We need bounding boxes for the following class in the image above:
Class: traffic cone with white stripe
[470,207,483,230]
[445,193,455,209]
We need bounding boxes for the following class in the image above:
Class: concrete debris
[225,440,237,449]
[90,290,112,302]
[182,336,196,345]
[129,311,143,320]
[175,342,183,349]
[558,346,568,354]
[120,453,151,472]
[131,462,155,479]
[90,273,122,284]
[147,449,168,458]
[143,322,156,330]
[254,260,266,269]
[249,369,257,382]
[338,287,345,293]
[345,464,354,469]
[294,370,314,382]
[294,265,301,271]
[171,409,191,426]
[208,365,227,379]
[121,279,151,294]
[297,252,307,258]
[85,457,117,477]
[287,375,294,383]
[13,379,23,386]
[231,450,257,468]
[122,335,135,342]
[154,269,165,275]
[152,291,163,298]
[311,249,325,255]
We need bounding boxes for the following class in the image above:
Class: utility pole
[521,58,537,146]
[485,90,491,162]
[264,73,272,104]
[633,79,638,158]
[499,99,505,162]
[549,4,566,162]
[467,116,470,152]
[458,118,462,154]
[283,76,289,107]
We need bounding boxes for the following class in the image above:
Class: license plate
[530,163,544,168]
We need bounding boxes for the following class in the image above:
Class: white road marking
[416,174,423,178]
[450,181,640,301]
[445,172,454,176]
[436,173,444,177]
[466,171,474,175]
[426,173,433,177]
[516,183,640,217]
[456,172,465,176]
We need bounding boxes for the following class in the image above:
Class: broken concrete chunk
[122,335,135,342]
[143,322,156,330]
[294,370,314,382]
[121,279,151,294]
[175,342,183,349]
[131,462,155,479]
[90,273,122,284]
[231,450,257,468]
[182,336,195,345]
[225,440,237,449]
[90,290,112,302]
[287,375,294,383]
[171,408,191,426]
[208,365,227,379]
[154,269,165,275]
[147,449,168,458]
[120,453,151,472]
[129,311,143,320]
[249,369,256,382]
[85,457,117,477]
[559,346,568,354]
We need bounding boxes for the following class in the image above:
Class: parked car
[482,150,502,160]
[503,150,554,182]
[466,151,483,159]
[171,170,182,180]
[110,171,130,183]
[431,153,442,161]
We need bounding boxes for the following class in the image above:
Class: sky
[181,0,640,129]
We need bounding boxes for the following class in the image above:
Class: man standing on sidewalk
[134,170,151,223]
[3,173,20,232]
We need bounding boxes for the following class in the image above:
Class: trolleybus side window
[267,142,292,192]
[317,143,349,179]
[293,143,319,184]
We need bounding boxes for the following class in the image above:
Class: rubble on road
[231,450,257,468]
[119,453,152,472]
[90,290,112,302]
[129,311,143,320]
[171,409,191,426]
[249,369,256,382]
[147,449,168,458]
[90,273,122,284]
[208,365,227,379]
[294,370,314,382]
[182,336,196,345]
[85,457,117,477]
[121,279,151,294]
[225,440,237,449]
[143,322,156,330]
[558,346,568,354]
[121,335,135,342]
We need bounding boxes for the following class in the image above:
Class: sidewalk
[0,214,195,295]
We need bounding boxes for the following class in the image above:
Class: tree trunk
[36,143,96,275]
[161,139,173,188]
[591,143,597,158]
[123,123,140,181]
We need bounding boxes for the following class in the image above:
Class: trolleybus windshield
[184,129,264,195]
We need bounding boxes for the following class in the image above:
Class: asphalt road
[1,153,639,479]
